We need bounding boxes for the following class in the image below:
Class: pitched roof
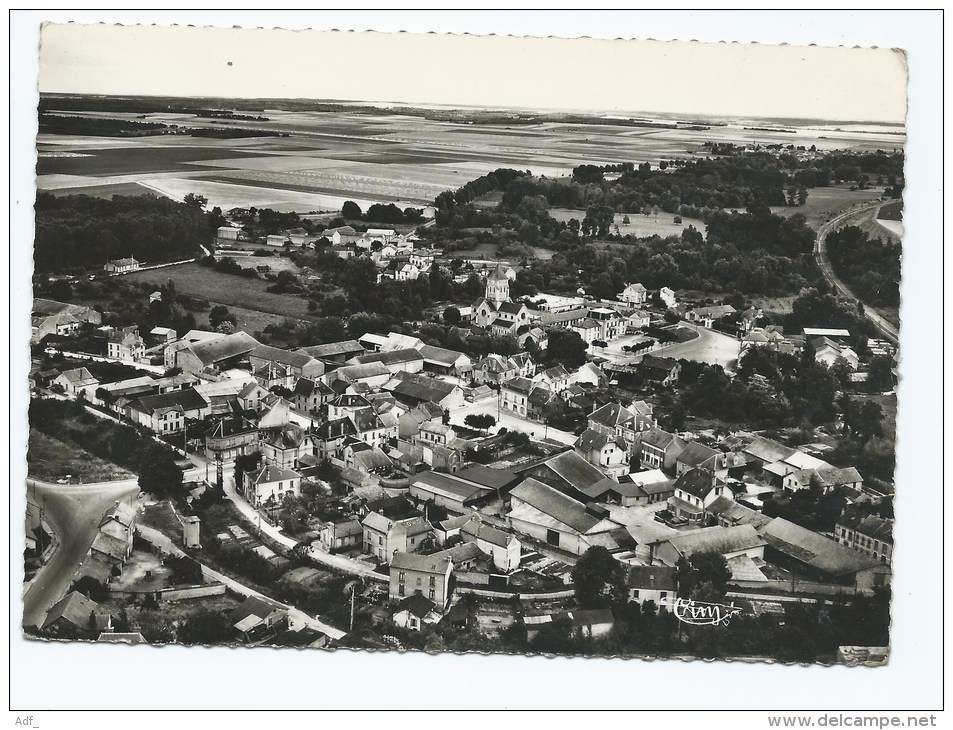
[394,593,438,619]
[461,518,515,548]
[132,387,209,415]
[254,464,301,485]
[417,344,468,367]
[759,518,882,575]
[662,524,766,559]
[455,465,520,491]
[297,340,364,359]
[677,441,721,468]
[229,595,284,625]
[189,332,260,366]
[390,551,452,574]
[627,565,677,592]
[333,362,390,382]
[744,436,797,464]
[388,374,458,404]
[250,344,316,370]
[314,417,357,440]
[502,376,533,395]
[673,468,719,500]
[574,429,624,453]
[410,471,492,504]
[639,427,681,450]
[705,496,774,530]
[509,477,604,534]
[43,591,109,630]
[352,348,424,367]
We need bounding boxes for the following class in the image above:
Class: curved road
[652,324,741,371]
[815,201,900,345]
[23,478,141,629]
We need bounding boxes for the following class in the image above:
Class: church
[471,264,532,334]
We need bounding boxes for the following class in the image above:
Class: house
[31,298,101,344]
[782,465,864,494]
[398,401,446,440]
[42,592,111,634]
[126,388,210,434]
[488,301,534,336]
[315,517,364,553]
[53,367,99,397]
[668,468,730,523]
[620,282,648,306]
[362,512,435,563]
[99,502,138,557]
[230,596,288,641]
[327,226,362,246]
[510,352,537,378]
[105,326,146,361]
[835,512,893,566]
[392,594,442,631]
[460,517,521,572]
[517,326,549,351]
[313,417,358,460]
[389,551,453,608]
[342,439,392,474]
[104,257,140,273]
[434,515,473,546]
[587,307,625,341]
[507,477,620,555]
[638,355,681,387]
[573,429,629,478]
[659,287,677,309]
[627,566,678,612]
[89,530,130,567]
[292,377,335,415]
[573,362,607,388]
[534,365,572,394]
[408,471,494,514]
[685,304,737,328]
[472,354,518,386]
[568,608,615,639]
[583,468,674,507]
[205,417,259,461]
[652,525,767,567]
[811,337,860,369]
[758,518,888,592]
[244,464,302,507]
[587,401,656,455]
[625,310,652,332]
[500,377,533,417]
[261,423,312,469]
[675,441,723,476]
[635,428,688,472]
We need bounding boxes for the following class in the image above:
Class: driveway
[22,477,141,629]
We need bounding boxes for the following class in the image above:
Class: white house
[620,282,649,306]
[244,464,302,507]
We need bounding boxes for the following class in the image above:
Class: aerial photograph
[23,22,904,668]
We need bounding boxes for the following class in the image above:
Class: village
[26,216,896,659]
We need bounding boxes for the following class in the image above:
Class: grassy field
[877,200,903,221]
[45,181,163,199]
[771,186,884,228]
[123,262,315,323]
[27,429,134,482]
[548,207,708,237]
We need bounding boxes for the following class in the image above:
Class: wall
[158,583,227,602]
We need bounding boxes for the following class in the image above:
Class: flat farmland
[35,107,906,216]
[123,262,315,322]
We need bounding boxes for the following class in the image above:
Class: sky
[38,22,908,124]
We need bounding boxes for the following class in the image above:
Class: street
[815,201,900,345]
[22,477,141,629]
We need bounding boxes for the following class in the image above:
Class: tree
[464,413,496,433]
[342,200,362,219]
[675,553,731,599]
[208,305,236,330]
[572,546,626,609]
[443,306,462,326]
[72,576,108,602]
[546,329,588,369]
[137,444,183,498]
[178,609,233,645]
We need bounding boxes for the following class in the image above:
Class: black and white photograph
[9,9,944,719]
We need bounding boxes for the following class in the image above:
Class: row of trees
[825,225,902,308]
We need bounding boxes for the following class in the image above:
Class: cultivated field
[36,108,906,215]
